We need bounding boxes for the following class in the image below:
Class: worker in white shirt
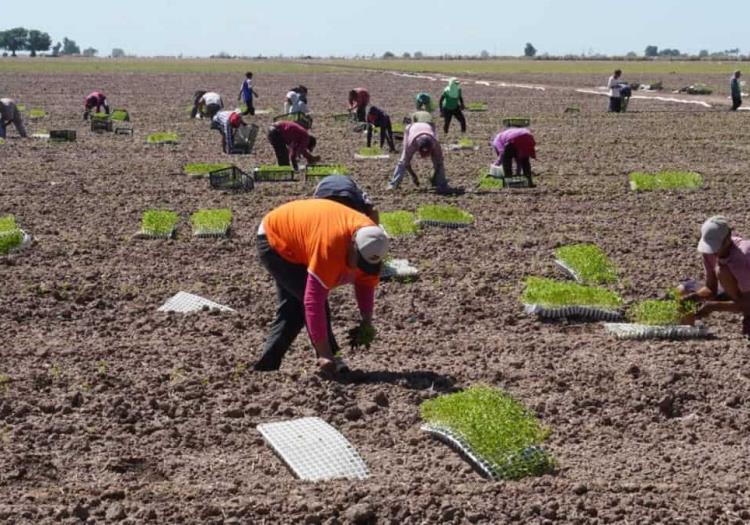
[607,69,624,113]
[191,91,224,119]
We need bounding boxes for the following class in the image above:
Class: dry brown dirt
[1,69,750,524]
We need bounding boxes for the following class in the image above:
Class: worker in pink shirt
[388,122,449,192]
[492,127,536,182]
[682,216,750,336]
[83,91,110,120]
[348,88,370,122]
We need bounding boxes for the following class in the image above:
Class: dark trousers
[608,97,622,113]
[255,235,339,370]
[503,144,531,178]
[355,105,367,123]
[268,127,296,170]
[731,97,743,111]
[442,108,466,133]
[366,117,395,151]
[242,96,255,116]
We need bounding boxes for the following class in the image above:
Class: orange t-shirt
[263,199,379,290]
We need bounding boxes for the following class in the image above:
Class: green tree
[26,30,51,57]
[51,42,62,57]
[61,37,80,55]
[644,45,658,57]
[0,27,29,56]
[382,51,395,59]
[524,43,537,57]
[111,48,125,58]
[82,47,98,57]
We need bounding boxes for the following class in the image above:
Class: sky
[2,0,748,58]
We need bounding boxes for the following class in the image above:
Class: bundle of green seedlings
[456,137,476,148]
[111,110,129,121]
[417,204,474,226]
[380,211,419,237]
[28,108,47,119]
[305,165,350,177]
[255,165,296,180]
[0,215,24,254]
[140,210,179,237]
[465,102,488,112]
[358,146,385,156]
[522,277,623,309]
[503,117,531,128]
[628,171,702,191]
[391,122,405,133]
[182,163,232,177]
[421,385,555,480]
[478,174,504,190]
[628,291,698,326]
[190,208,232,236]
[92,112,110,120]
[146,132,179,144]
[555,243,618,285]
[16,104,26,112]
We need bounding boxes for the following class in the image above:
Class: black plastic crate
[49,130,77,142]
[91,118,113,132]
[230,124,259,154]
[209,166,254,191]
[253,166,296,182]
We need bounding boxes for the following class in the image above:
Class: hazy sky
[2,0,748,57]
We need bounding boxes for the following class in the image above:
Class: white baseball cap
[697,216,730,254]
[354,226,389,275]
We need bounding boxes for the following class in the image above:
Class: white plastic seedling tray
[193,225,230,238]
[525,303,623,322]
[257,417,369,481]
[381,259,419,280]
[135,228,176,240]
[416,219,473,229]
[448,144,480,151]
[354,153,391,160]
[1,230,32,254]
[158,291,234,314]
[604,323,710,340]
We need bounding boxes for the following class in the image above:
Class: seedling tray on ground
[158,291,234,313]
[416,205,474,229]
[110,109,130,121]
[503,117,531,128]
[91,118,113,132]
[354,152,390,160]
[303,165,350,182]
[253,166,296,182]
[135,227,176,240]
[381,259,419,281]
[449,141,480,151]
[421,424,550,480]
[183,163,232,178]
[191,209,232,238]
[487,166,534,188]
[273,112,313,129]
[465,102,488,112]
[257,417,369,481]
[524,303,623,322]
[0,230,32,255]
[49,130,76,142]
[146,132,179,145]
[209,166,254,191]
[604,323,710,340]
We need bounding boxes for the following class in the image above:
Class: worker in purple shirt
[681,216,750,336]
[238,72,259,116]
[492,127,537,181]
[83,91,110,120]
[366,106,395,152]
[387,122,448,192]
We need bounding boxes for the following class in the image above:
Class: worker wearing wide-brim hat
[682,216,750,336]
[254,199,389,376]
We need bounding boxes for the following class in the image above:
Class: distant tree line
[0,27,126,58]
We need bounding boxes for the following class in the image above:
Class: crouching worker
[83,91,110,120]
[492,127,536,183]
[680,216,750,336]
[366,106,396,152]
[267,120,320,170]
[314,175,378,223]
[348,88,370,122]
[254,199,389,375]
[211,110,246,154]
[388,122,449,193]
[415,92,434,112]
[0,98,28,139]
[191,91,224,119]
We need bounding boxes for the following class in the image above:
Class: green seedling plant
[191,208,232,236]
[305,165,350,177]
[380,211,418,237]
[503,117,531,128]
[146,132,179,144]
[555,244,618,285]
[255,165,296,181]
[457,137,476,148]
[92,112,110,120]
[28,108,47,119]
[629,171,702,191]
[465,102,488,111]
[391,122,405,133]
[347,323,376,350]
[358,146,385,156]
[111,110,129,121]
[0,215,24,254]
[183,163,232,177]
[629,291,699,326]
[140,210,179,237]
[417,204,474,225]
[478,172,504,190]
[421,385,555,480]
[522,277,623,309]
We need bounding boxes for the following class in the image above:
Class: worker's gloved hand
[347,322,376,350]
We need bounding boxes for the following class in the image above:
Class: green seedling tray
[304,165,350,182]
[273,112,313,129]
[146,132,179,145]
[254,166,296,182]
[111,109,130,122]
[209,166,254,191]
[465,102,488,112]
[332,113,353,122]
[49,130,76,142]
[564,107,580,114]
[503,117,531,128]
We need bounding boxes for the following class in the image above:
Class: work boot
[333,354,350,374]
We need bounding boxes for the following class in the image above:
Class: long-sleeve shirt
[274,121,315,164]
[84,92,108,111]
[284,91,308,114]
[212,110,235,152]
[607,76,622,98]
[492,128,537,164]
[391,122,445,186]
[0,98,18,122]
[349,88,370,110]
[703,236,750,294]
[731,77,742,99]
[262,199,378,344]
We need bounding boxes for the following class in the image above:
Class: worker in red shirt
[348,88,370,122]
[267,120,320,170]
[83,91,110,120]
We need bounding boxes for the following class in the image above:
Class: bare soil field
[2,68,750,524]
